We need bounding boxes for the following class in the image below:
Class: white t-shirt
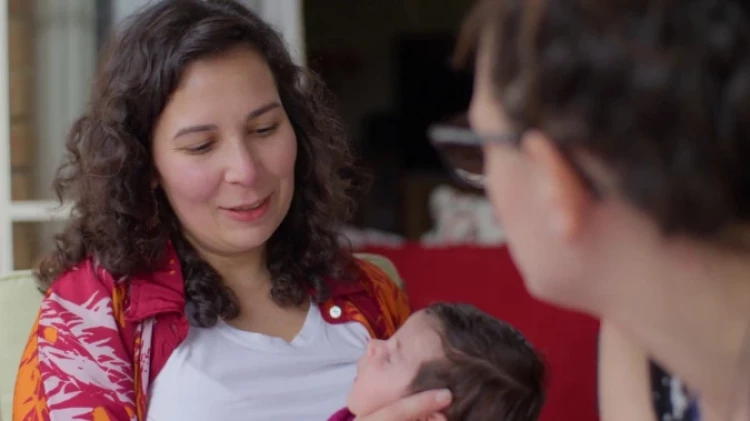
[147,303,370,421]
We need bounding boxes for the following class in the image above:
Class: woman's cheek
[163,160,222,205]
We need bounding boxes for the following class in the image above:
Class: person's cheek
[347,369,378,415]
[483,145,509,224]
[263,129,297,179]
[163,158,221,205]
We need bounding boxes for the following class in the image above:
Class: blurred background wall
[2,0,477,272]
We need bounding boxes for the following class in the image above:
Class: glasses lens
[433,142,484,186]
[429,125,485,188]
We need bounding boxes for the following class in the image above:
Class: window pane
[12,220,65,270]
[8,0,101,202]
[6,1,113,271]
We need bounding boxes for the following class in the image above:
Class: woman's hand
[354,389,452,421]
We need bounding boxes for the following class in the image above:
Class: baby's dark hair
[410,303,546,421]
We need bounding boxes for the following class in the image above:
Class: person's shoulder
[46,257,121,306]
[353,254,411,335]
[354,254,404,292]
[38,256,138,354]
[320,254,410,338]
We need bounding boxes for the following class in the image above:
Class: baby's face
[346,310,445,417]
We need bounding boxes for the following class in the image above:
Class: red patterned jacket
[13,244,410,421]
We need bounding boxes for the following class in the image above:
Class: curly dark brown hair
[459,0,750,244]
[38,0,365,327]
[410,303,546,421]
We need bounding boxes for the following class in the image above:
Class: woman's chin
[220,223,280,249]
[223,237,273,255]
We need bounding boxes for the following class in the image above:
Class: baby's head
[347,303,545,421]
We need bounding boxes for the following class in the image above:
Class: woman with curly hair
[364,0,750,420]
[12,1,411,420]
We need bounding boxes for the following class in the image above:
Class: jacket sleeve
[13,268,138,421]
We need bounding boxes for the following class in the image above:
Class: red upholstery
[362,244,600,421]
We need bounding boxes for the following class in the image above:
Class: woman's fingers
[354,389,451,421]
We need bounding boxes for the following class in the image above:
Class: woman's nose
[224,140,259,186]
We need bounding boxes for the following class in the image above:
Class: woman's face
[152,46,297,260]
[468,40,548,291]
[468,36,590,306]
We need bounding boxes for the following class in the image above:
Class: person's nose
[366,339,387,361]
[224,137,260,186]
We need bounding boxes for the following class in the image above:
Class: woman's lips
[221,196,271,223]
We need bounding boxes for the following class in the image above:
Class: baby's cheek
[348,374,386,415]
[349,371,412,416]
[345,382,364,414]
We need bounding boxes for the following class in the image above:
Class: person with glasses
[355,0,750,420]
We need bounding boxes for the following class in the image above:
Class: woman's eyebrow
[173,124,216,140]
[246,101,281,121]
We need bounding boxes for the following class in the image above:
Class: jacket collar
[125,242,185,322]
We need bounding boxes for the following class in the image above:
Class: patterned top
[650,362,700,421]
[12,243,410,421]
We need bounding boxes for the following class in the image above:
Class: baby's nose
[367,339,386,358]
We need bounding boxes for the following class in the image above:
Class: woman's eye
[255,123,279,136]
[186,142,212,154]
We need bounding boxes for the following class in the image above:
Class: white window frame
[1,0,86,275]
[0,0,13,275]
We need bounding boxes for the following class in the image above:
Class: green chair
[0,270,41,421]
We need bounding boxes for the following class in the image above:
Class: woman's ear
[521,130,593,241]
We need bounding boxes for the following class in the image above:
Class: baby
[329,302,546,421]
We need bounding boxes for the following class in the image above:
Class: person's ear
[521,130,592,241]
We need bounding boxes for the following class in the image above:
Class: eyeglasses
[428,123,601,196]
[427,124,522,189]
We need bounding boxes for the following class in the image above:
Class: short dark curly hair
[460,0,750,244]
[38,0,364,327]
[410,303,546,421]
